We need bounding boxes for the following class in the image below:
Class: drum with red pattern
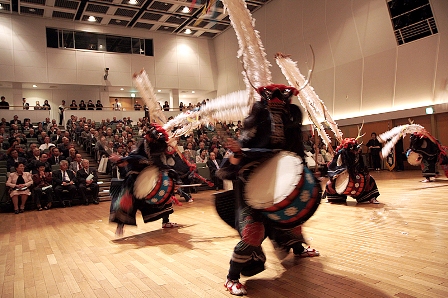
[133,166,174,205]
[335,171,365,197]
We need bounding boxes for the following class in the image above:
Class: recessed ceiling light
[120,88,124,91]
[185,29,192,34]
[192,91,195,93]
[129,0,137,5]
[157,90,161,92]
[182,6,190,13]
[29,8,35,12]
[32,85,37,88]
[131,93,136,98]
[88,16,96,22]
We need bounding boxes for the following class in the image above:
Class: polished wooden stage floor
[1,170,447,297]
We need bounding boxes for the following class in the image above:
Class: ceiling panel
[0,0,273,38]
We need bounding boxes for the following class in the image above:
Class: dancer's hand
[226,138,241,153]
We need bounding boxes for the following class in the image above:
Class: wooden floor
[1,170,448,298]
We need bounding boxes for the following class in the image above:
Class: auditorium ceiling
[0,0,272,38]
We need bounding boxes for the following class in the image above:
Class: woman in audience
[163,101,170,111]
[79,100,87,110]
[43,100,51,110]
[32,162,54,211]
[96,100,103,110]
[196,149,208,163]
[34,101,42,110]
[6,162,33,214]
[87,100,95,110]
[70,100,77,110]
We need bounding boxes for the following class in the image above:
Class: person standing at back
[366,132,382,171]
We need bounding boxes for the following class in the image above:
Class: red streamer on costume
[169,195,183,206]
[120,192,133,212]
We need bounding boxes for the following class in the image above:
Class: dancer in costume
[378,124,448,182]
[109,123,180,235]
[324,135,380,204]
[216,84,321,296]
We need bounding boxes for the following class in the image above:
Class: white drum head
[335,171,349,195]
[245,151,303,209]
[407,151,422,166]
[134,166,160,199]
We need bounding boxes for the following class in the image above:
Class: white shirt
[114,102,122,111]
[213,159,220,169]
[39,143,55,151]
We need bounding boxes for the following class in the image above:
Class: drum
[406,150,422,166]
[334,171,365,197]
[133,166,174,205]
[244,151,321,225]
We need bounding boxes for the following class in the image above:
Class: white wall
[0,13,218,113]
[213,0,448,121]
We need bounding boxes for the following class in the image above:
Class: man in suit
[52,160,77,207]
[6,149,27,171]
[9,115,21,125]
[51,129,63,144]
[76,159,99,205]
[48,148,65,165]
[206,152,223,190]
[25,128,38,139]
[69,153,83,173]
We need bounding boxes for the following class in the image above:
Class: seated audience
[196,149,208,163]
[52,160,77,207]
[32,162,54,210]
[76,159,99,205]
[7,149,27,172]
[206,152,223,190]
[48,148,65,165]
[6,162,33,214]
[69,153,83,173]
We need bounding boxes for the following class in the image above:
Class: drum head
[335,171,349,195]
[245,151,303,209]
[133,166,159,199]
[407,151,422,166]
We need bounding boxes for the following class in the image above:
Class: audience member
[58,100,66,125]
[43,100,51,110]
[70,100,77,110]
[113,98,122,111]
[23,98,29,110]
[38,136,55,151]
[32,162,54,211]
[7,149,27,171]
[48,148,65,165]
[0,96,10,109]
[96,100,103,110]
[35,101,42,110]
[163,101,170,111]
[207,152,223,190]
[69,153,83,173]
[76,159,99,205]
[79,100,87,110]
[87,100,95,110]
[52,160,77,207]
[196,149,208,163]
[6,162,33,213]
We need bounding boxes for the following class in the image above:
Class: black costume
[216,84,321,291]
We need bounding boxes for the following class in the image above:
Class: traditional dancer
[216,84,321,296]
[324,134,380,204]
[377,124,448,182]
[109,123,179,235]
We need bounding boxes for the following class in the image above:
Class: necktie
[214,160,219,169]
[63,171,67,182]
[55,157,58,163]
[78,163,81,170]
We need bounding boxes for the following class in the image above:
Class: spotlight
[425,106,434,114]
